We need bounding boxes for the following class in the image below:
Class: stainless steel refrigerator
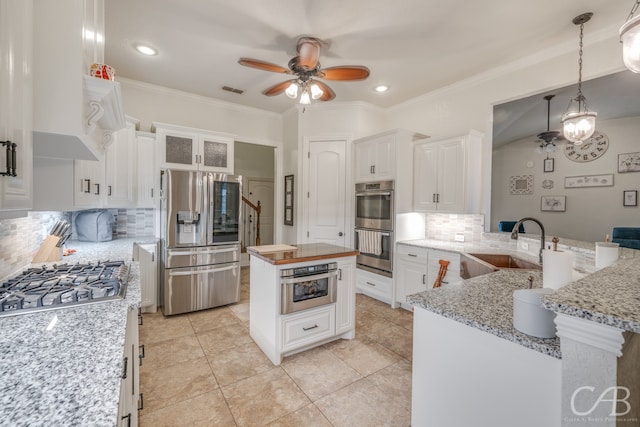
[160,169,242,315]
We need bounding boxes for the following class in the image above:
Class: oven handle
[355,191,392,197]
[168,264,237,276]
[354,228,391,237]
[280,270,337,285]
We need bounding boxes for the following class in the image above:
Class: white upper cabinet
[0,0,33,214]
[413,130,484,213]
[153,122,235,174]
[33,0,125,161]
[354,134,396,182]
[136,131,157,208]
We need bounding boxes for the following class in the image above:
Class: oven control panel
[280,262,337,278]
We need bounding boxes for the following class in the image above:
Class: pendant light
[620,0,640,73]
[536,95,560,154]
[561,13,597,146]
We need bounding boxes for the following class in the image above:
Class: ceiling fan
[536,94,565,153]
[238,36,370,104]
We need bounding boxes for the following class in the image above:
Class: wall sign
[541,195,566,212]
[565,174,614,189]
[618,152,640,173]
[284,175,294,226]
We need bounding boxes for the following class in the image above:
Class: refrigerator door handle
[168,264,237,276]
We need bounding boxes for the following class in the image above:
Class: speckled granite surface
[0,238,142,427]
[542,256,640,333]
[406,270,562,358]
[402,235,640,359]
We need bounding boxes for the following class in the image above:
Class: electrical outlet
[520,241,529,250]
[454,233,465,242]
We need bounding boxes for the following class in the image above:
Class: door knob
[338,232,344,236]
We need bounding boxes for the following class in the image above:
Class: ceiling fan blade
[296,37,321,71]
[312,80,336,101]
[262,80,297,97]
[238,58,291,74]
[317,66,370,81]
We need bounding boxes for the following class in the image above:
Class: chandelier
[561,13,597,146]
[620,0,640,73]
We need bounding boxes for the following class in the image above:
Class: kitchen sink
[467,253,541,270]
[460,253,541,279]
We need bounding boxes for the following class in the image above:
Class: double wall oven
[354,180,394,277]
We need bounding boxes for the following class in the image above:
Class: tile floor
[138,267,414,426]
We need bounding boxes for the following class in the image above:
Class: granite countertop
[401,235,640,359]
[248,242,359,265]
[0,238,143,427]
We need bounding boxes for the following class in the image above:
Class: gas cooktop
[0,261,129,317]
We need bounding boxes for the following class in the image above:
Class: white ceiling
[105,0,630,114]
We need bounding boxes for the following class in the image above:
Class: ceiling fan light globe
[310,83,323,99]
[300,90,311,105]
[620,15,640,73]
[562,112,596,144]
[285,83,299,99]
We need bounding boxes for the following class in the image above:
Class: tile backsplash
[0,209,156,279]
[425,213,485,242]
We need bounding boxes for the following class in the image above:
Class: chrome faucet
[510,217,545,265]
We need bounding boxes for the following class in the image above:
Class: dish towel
[358,230,383,256]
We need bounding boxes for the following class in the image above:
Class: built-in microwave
[355,180,394,231]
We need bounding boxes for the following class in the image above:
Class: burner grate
[0,260,128,316]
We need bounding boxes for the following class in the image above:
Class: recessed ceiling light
[375,85,389,93]
[134,44,157,56]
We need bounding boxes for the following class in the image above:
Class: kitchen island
[0,239,142,427]
[247,243,358,365]
[403,234,640,427]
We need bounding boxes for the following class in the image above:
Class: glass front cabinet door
[155,123,234,174]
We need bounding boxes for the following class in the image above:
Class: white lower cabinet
[356,268,393,304]
[395,245,462,310]
[426,250,461,287]
[395,245,429,310]
[118,306,141,427]
[336,259,356,335]
[134,242,158,313]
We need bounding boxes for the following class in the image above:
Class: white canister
[542,249,574,290]
[595,242,620,268]
[513,288,557,339]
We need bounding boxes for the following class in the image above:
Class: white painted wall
[492,115,640,243]
[234,142,274,179]
[118,78,283,144]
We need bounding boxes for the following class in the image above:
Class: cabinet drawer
[282,306,335,352]
[356,269,393,303]
[397,244,429,263]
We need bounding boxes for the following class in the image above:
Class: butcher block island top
[247,243,359,265]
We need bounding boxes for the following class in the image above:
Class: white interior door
[245,178,274,246]
[307,139,347,246]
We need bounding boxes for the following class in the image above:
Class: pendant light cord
[627,0,640,22]
[576,22,585,101]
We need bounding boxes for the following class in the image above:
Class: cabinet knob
[338,232,343,237]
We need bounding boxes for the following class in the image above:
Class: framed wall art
[623,190,638,207]
[618,152,640,173]
[284,174,294,226]
[541,195,566,212]
[543,158,554,173]
[564,174,614,189]
[509,175,533,195]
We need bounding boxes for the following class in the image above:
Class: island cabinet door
[336,259,356,335]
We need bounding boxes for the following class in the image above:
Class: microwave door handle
[280,270,337,285]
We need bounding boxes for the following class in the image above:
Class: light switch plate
[454,233,465,242]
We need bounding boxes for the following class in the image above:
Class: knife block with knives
[32,220,71,263]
